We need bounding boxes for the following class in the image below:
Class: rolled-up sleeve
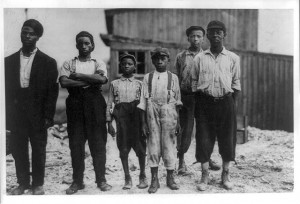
[137,75,148,111]
[231,55,241,91]
[190,56,200,92]
[172,74,182,106]
[60,61,72,78]
[95,60,108,79]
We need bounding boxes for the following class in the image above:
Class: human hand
[142,123,150,138]
[69,73,83,80]
[175,122,181,136]
[107,122,116,138]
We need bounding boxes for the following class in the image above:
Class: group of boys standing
[5,18,240,195]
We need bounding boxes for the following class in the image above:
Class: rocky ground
[6,125,294,195]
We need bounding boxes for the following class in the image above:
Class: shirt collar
[20,47,38,57]
[204,46,227,56]
[186,48,203,56]
[120,75,134,81]
[74,56,96,61]
[154,70,167,75]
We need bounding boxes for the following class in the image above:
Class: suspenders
[71,58,98,73]
[148,71,172,103]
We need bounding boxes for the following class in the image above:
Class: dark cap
[150,47,170,58]
[76,31,95,47]
[207,20,226,33]
[119,53,137,65]
[186,26,205,36]
[22,19,44,37]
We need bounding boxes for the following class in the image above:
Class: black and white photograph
[0,0,299,204]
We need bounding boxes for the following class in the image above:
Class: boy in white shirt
[60,31,111,194]
[138,47,182,193]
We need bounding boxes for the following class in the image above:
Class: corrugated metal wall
[106,9,258,51]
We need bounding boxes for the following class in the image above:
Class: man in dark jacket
[5,19,59,195]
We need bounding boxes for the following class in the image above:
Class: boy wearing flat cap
[60,31,112,194]
[138,47,182,193]
[191,20,241,191]
[174,26,220,175]
[106,53,148,190]
[5,19,58,195]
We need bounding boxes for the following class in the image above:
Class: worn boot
[32,186,45,195]
[209,159,221,171]
[178,157,187,175]
[196,169,210,191]
[148,167,160,194]
[166,170,179,190]
[122,175,132,190]
[98,181,112,191]
[221,170,234,190]
[137,174,148,189]
[66,182,85,195]
[11,185,29,195]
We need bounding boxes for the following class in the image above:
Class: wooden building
[100,9,293,132]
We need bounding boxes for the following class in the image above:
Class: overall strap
[148,71,154,97]
[167,71,172,103]
[92,59,97,73]
[71,58,76,72]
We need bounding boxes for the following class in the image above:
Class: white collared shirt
[191,47,241,97]
[19,48,38,88]
[137,70,182,111]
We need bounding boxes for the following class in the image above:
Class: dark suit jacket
[5,49,59,132]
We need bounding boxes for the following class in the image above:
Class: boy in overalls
[138,47,182,194]
[60,31,112,194]
[106,53,148,190]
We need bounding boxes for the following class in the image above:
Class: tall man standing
[174,26,220,174]
[191,20,241,191]
[5,19,59,195]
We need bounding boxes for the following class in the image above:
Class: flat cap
[150,47,170,58]
[119,53,137,65]
[186,26,205,36]
[207,20,226,33]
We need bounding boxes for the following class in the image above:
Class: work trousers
[113,100,146,159]
[194,92,237,163]
[10,88,47,187]
[177,93,195,157]
[146,100,178,170]
[66,87,107,184]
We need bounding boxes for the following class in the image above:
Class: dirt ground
[6,125,294,195]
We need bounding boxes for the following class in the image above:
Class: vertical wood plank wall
[107,9,258,51]
[234,50,293,132]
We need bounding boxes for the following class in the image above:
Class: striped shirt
[174,48,202,92]
[137,71,182,111]
[106,76,142,121]
[191,47,241,97]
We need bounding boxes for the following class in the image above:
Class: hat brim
[151,53,169,57]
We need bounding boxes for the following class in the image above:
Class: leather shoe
[137,174,148,189]
[98,182,112,191]
[122,175,132,190]
[66,182,85,195]
[11,185,29,195]
[32,186,45,195]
